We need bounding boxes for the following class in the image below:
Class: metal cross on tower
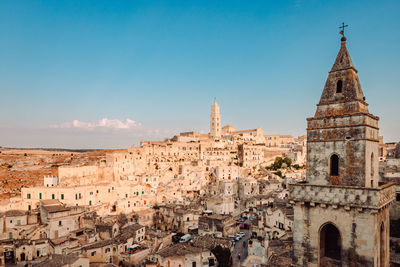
[339,22,348,36]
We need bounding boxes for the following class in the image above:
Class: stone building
[290,34,395,266]
[265,135,295,148]
[210,98,221,138]
[32,254,89,267]
[198,214,238,237]
[238,144,264,168]
[231,127,265,144]
[39,200,86,239]
[58,165,99,186]
[148,242,217,267]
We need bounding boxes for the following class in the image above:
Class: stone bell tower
[290,30,395,267]
[210,98,221,137]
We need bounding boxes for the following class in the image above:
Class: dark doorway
[20,253,26,261]
[330,154,339,176]
[4,251,15,264]
[380,223,385,267]
[320,223,341,265]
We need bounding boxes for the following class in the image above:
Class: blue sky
[0,0,399,148]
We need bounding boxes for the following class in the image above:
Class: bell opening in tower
[336,80,343,93]
[330,154,339,177]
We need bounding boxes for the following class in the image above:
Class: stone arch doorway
[319,223,342,266]
[380,222,385,267]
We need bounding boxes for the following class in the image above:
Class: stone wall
[292,202,390,267]
[290,182,394,267]
[58,165,99,186]
[306,111,379,187]
[289,182,395,209]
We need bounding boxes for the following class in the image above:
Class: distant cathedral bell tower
[290,26,395,267]
[210,98,221,137]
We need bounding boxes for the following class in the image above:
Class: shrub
[283,157,292,167]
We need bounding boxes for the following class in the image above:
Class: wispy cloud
[0,119,187,148]
[49,118,141,130]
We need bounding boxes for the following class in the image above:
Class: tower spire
[330,34,355,72]
[210,98,221,137]
[317,28,365,107]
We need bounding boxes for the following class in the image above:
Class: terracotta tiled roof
[42,205,70,213]
[32,254,82,267]
[5,209,26,217]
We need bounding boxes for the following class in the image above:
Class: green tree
[271,157,283,170]
[283,157,292,168]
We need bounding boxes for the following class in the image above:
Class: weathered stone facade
[306,37,379,188]
[290,36,395,267]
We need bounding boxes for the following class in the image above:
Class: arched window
[371,153,374,178]
[320,223,341,263]
[336,80,343,93]
[330,154,339,176]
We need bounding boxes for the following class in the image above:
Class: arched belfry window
[330,154,339,176]
[336,80,343,93]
